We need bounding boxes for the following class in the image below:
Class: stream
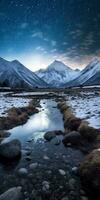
[0,99,85,200]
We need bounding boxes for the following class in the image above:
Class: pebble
[29,163,38,170]
[43,155,50,160]
[72,166,78,175]
[18,168,28,177]
[59,169,66,176]
[81,196,88,200]
[42,181,50,192]
[61,197,69,200]
[69,178,76,190]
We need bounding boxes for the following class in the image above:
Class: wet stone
[18,168,28,178]
[59,169,66,176]
[29,162,38,170]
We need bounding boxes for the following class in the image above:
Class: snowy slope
[0,57,47,88]
[65,59,100,87]
[35,60,80,87]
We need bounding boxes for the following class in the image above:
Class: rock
[31,189,42,200]
[18,168,28,177]
[59,169,66,176]
[29,163,38,170]
[80,149,100,196]
[81,196,88,200]
[61,197,69,200]
[0,139,21,160]
[62,131,82,146]
[44,131,56,141]
[72,167,78,174]
[51,137,61,145]
[68,178,76,190]
[0,131,10,138]
[43,155,50,160]
[0,186,22,200]
[42,181,50,192]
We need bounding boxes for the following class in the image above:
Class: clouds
[0,0,100,71]
[20,22,28,29]
[32,31,43,39]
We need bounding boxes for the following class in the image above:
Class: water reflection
[3,99,64,144]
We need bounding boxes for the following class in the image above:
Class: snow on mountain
[0,57,47,88]
[65,59,100,87]
[35,60,80,87]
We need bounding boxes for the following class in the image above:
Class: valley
[0,87,100,200]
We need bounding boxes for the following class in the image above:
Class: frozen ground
[66,91,100,129]
[0,92,30,117]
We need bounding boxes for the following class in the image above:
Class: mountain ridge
[35,60,80,87]
[0,57,48,88]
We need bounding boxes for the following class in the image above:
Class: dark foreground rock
[80,149,100,198]
[0,139,21,160]
[0,187,22,200]
[62,131,82,146]
[44,130,63,141]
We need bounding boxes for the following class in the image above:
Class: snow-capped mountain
[0,57,47,88]
[65,59,100,87]
[35,60,80,87]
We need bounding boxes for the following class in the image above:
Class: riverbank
[0,89,99,200]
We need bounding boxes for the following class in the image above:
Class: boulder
[62,131,82,146]
[0,187,22,200]
[80,149,100,197]
[44,131,56,141]
[0,139,21,160]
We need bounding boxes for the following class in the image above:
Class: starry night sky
[0,0,100,71]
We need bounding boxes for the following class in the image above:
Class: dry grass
[0,103,39,130]
[78,122,98,142]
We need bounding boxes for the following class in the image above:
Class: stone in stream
[0,186,22,200]
[44,131,56,141]
[0,139,21,160]
[62,131,82,146]
[50,136,61,145]
[44,130,63,141]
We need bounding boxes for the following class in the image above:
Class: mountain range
[0,57,100,88]
[64,59,100,87]
[35,60,80,87]
[0,57,47,88]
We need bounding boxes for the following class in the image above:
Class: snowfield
[66,91,100,129]
[0,92,30,117]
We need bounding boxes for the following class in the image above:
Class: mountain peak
[47,60,71,72]
[11,59,21,64]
